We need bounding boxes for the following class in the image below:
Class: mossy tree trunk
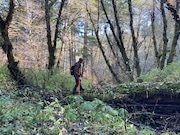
[111,0,133,81]
[167,1,180,64]
[160,0,168,70]
[0,0,25,86]
[152,1,180,68]
[128,0,141,77]
[151,0,161,68]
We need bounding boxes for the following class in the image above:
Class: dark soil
[115,103,180,134]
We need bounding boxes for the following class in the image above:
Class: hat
[79,58,83,63]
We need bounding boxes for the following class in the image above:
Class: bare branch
[5,0,15,26]
[53,0,66,50]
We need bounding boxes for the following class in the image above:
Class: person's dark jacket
[73,61,81,79]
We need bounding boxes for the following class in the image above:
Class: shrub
[0,65,17,90]
[138,62,180,82]
[23,68,92,93]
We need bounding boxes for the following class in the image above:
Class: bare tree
[151,0,169,70]
[100,0,133,81]
[0,0,25,86]
[45,0,66,71]
[87,8,122,83]
[128,0,141,77]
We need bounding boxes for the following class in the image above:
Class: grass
[136,62,180,83]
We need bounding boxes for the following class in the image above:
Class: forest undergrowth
[0,62,180,135]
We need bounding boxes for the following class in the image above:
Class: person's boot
[81,88,85,92]
[72,90,78,95]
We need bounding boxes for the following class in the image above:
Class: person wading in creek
[72,58,85,94]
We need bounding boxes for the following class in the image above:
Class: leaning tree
[0,0,26,86]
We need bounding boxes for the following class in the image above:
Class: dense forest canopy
[0,0,180,84]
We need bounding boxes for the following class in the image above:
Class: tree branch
[5,0,15,27]
[0,16,5,29]
[53,0,65,50]
[87,8,122,83]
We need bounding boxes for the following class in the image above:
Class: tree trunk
[45,0,54,70]
[56,42,63,68]
[128,0,141,77]
[167,1,180,64]
[160,0,168,70]
[69,27,76,67]
[101,0,133,81]
[0,0,25,86]
[151,0,161,68]
[45,0,65,71]
[82,2,88,77]
[104,26,124,73]
[87,9,122,84]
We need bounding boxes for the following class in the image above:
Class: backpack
[70,65,75,75]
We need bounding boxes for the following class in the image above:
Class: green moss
[138,62,180,82]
